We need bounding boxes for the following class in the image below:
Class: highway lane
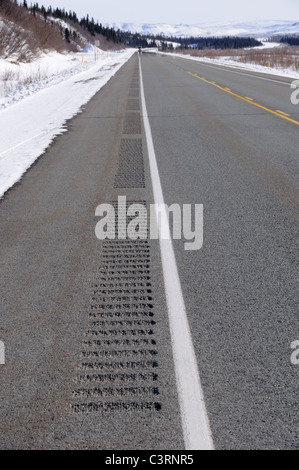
[140,52,298,449]
[0,55,184,450]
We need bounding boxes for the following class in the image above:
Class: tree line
[113,31,262,50]
[22,1,119,43]
[159,35,262,50]
[280,36,299,46]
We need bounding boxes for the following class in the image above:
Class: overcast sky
[33,0,299,24]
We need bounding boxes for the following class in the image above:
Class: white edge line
[138,55,214,451]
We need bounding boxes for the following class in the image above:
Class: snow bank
[0,48,135,198]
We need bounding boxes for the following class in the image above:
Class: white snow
[0,48,135,198]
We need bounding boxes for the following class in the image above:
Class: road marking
[245,97,253,101]
[139,56,214,451]
[276,110,291,116]
[186,72,299,126]
[0,341,5,365]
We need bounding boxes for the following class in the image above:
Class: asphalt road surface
[0,52,298,450]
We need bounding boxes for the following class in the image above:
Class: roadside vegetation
[0,0,70,60]
[239,44,299,71]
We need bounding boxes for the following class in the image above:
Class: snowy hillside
[108,20,299,39]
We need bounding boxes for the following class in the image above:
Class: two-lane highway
[0,52,298,450]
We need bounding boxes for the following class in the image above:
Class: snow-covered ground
[0,47,135,198]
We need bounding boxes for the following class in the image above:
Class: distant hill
[107,20,299,39]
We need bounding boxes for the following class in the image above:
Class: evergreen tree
[64,27,70,43]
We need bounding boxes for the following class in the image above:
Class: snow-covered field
[0,47,135,198]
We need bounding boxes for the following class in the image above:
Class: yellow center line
[183,68,299,126]
[245,97,254,101]
[276,110,291,117]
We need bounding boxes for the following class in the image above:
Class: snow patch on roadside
[0,49,124,108]
[0,49,135,198]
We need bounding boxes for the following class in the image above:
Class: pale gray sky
[30,0,299,24]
